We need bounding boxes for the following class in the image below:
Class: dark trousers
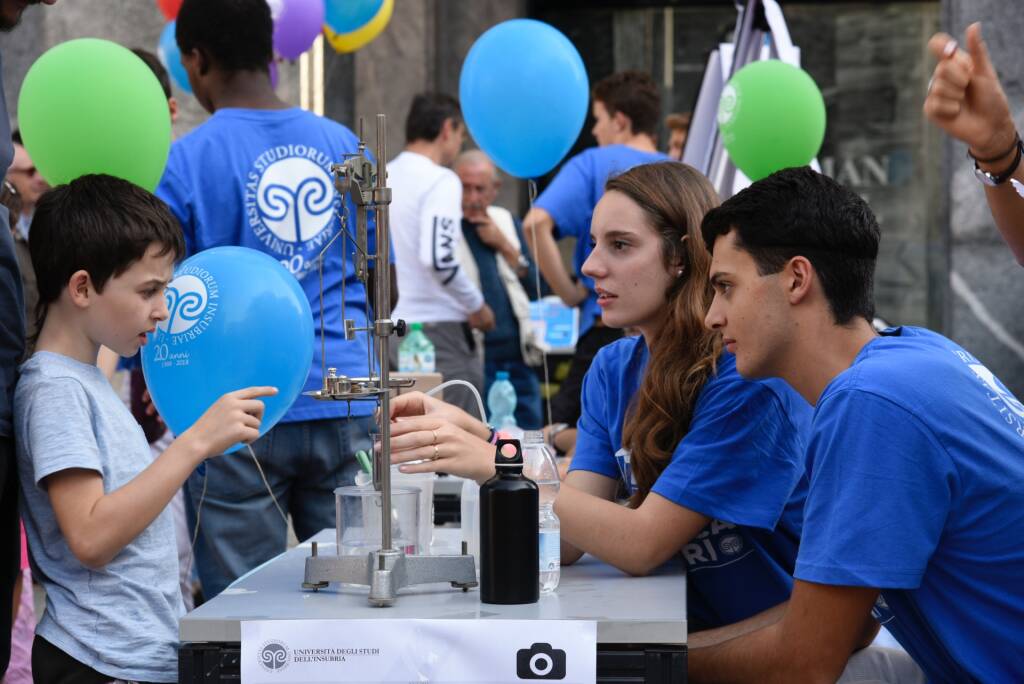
[31,636,161,684]
[0,435,18,679]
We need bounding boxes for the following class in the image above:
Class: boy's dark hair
[405,93,462,144]
[176,0,272,73]
[29,174,186,335]
[592,71,661,138]
[700,166,880,325]
[131,47,172,100]
[11,128,21,145]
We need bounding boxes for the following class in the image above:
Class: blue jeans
[185,416,373,598]
[484,359,543,429]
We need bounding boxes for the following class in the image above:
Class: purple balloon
[272,0,325,60]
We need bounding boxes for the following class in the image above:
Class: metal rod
[375,114,393,551]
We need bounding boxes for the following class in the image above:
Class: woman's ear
[673,235,690,275]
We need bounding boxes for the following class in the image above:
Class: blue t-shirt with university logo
[569,336,812,629]
[795,327,1024,683]
[534,145,667,337]
[156,108,376,421]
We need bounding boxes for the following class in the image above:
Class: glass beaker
[335,485,419,557]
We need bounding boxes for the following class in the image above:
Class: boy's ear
[67,270,93,309]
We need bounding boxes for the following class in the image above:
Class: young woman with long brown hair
[387,161,812,630]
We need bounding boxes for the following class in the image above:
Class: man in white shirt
[389,93,494,416]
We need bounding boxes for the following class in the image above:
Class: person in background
[455,150,543,428]
[0,0,59,677]
[389,93,495,416]
[156,0,380,598]
[6,133,49,350]
[665,112,691,161]
[924,22,1024,264]
[523,70,669,436]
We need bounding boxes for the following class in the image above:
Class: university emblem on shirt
[245,144,340,281]
[953,349,1024,440]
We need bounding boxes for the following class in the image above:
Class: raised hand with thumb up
[924,22,1016,162]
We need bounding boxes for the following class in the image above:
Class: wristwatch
[971,135,1023,187]
[514,254,530,277]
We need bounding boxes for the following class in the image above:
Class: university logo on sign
[245,145,340,281]
[259,640,290,672]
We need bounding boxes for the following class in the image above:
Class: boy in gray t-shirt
[15,175,276,683]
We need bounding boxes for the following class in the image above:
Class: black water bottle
[480,439,539,605]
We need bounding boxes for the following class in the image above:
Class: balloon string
[525,178,553,429]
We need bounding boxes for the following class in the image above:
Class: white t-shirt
[388,151,483,322]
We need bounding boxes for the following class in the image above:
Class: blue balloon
[142,247,314,453]
[324,0,382,34]
[459,20,589,179]
[157,20,192,95]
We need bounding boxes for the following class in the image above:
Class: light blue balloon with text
[142,246,314,453]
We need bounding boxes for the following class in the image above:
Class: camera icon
[516,642,566,680]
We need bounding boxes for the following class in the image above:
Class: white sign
[241,618,597,683]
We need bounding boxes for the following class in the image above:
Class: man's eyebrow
[138,278,170,288]
[709,271,730,285]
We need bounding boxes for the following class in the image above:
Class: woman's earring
[677,268,684,277]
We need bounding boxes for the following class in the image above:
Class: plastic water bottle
[523,431,560,593]
[538,504,560,594]
[398,322,435,372]
[460,476,480,572]
[487,371,518,429]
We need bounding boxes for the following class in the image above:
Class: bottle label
[539,529,560,571]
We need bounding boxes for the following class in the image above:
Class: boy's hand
[185,386,278,458]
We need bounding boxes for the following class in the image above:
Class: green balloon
[18,38,171,191]
[718,60,826,181]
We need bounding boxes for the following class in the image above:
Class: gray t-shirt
[15,352,181,682]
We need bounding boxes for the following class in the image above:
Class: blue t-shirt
[156,107,376,421]
[795,327,1024,683]
[569,336,812,629]
[15,352,182,682]
[534,145,668,336]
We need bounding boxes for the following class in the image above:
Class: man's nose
[704,296,724,331]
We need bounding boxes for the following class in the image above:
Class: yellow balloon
[324,0,393,53]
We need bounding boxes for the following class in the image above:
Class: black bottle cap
[494,439,523,469]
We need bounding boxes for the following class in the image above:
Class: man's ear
[194,47,212,77]
[786,256,814,305]
[67,270,93,309]
[612,110,632,135]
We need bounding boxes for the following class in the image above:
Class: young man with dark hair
[690,166,1024,683]
[16,174,273,683]
[158,0,381,597]
[523,69,668,431]
[389,92,494,416]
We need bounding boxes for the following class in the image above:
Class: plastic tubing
[425,379,487,424]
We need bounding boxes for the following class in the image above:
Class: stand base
[303,548,478,606]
